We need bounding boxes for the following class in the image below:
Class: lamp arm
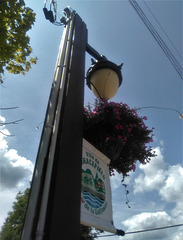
[86,43,107,61]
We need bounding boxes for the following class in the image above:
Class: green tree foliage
[80,225,96,240]
[0,187,100,239]
[0,0,37,75]
[0,188,30,240]
[80,225,103,239]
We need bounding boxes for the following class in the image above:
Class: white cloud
[0,117,33,190]
[123,211,172,228]
[118,146,183,240]
[122,211,173,240]
[0,147,33,189]
[0,116,34,229]
[5,149,33,170]
[0,116,6,123]
[159,164,183,203]
[133,147,166,193]
[171,201,183,222]
[133,147,183,202]
[110,170,132,190]
[172,231,183,240]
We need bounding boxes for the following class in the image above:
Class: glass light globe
[89,69,119,100]
[86,60,123,100]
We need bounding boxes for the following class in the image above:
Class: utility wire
[142,0,183,62]
[135,106,183,118]
[126,223,183,234]
[129,0,183,77]
[96,223,183,238]
[129,0,183,75]
[128,0,183,80]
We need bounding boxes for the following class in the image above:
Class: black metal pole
[44,13,87,239]
[21,11,87,240]
[86,43,107,61]
[21,14,74,240]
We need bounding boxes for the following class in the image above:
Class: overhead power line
[128,0,183,80]
[96,223,183,238]
[126,223,183,235]
[142,0,183,62]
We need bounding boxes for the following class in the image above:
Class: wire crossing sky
[97,223,183,237]
[142,0,183,62]
[128,0,183,80]
[126,223,183,235]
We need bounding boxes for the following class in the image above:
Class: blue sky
[0,0,182,239]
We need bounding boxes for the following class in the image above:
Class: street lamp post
[43,11,87,240]
[21,7,122,240]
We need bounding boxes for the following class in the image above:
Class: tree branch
[0,107,19,110]
[0,119,23,126]
[0,130,15,137]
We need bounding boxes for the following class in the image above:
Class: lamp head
[63,6,74,18]
[86,60,123,100]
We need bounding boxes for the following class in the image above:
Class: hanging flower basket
[83,100,156,176]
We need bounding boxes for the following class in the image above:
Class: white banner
[80,139,116,233]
